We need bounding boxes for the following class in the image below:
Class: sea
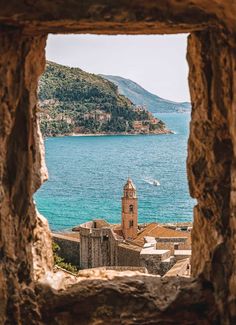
[35,113,195,231]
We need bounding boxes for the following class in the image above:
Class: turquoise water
[35,113,195,231]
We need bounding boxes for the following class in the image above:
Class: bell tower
[121,178,138,240]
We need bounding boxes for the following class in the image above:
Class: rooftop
[133,223,191,247]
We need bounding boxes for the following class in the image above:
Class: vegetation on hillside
[38,61,169,136]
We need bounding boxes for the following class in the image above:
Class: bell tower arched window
[129,220,134,228]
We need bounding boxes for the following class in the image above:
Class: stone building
[73,178,191,276]
[79,219,122,269]
[121,178,138,240]
[77,178,140,269]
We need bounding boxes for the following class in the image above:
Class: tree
[52,242,78,273]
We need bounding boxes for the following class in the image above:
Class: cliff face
[38,61,170,136]
[101,74,191,113]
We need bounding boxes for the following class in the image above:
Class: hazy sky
[46,34,190,102]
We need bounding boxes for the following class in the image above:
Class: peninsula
[101,74,191,114]
[38,61,172,137]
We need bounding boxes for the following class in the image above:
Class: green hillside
[101,75,191,113]
[38,61,170,136]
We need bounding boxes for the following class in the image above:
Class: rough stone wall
[229,42,236,324]
[159,258,176,276]
[117,244,141,267]
[39,275,219,325]
[0,1,235,324]
[79,228,91,269]
[80,227,119,269]
[0,30,52,324]
[53,234,80,268]
[80,229,142,269]
[0,1,235,34]
[187,29,236,323]
[140,251,175,276]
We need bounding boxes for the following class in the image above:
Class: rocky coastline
[47,128,173,137]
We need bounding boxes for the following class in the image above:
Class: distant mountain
[38,61,171,137]
[100,75,191,113]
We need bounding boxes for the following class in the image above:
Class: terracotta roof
[132,223,191,247]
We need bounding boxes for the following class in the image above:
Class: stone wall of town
[140,251,176,275]
[52,234,80,267]
[80,226,120,269]
[117,243,141,266]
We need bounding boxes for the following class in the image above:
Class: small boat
[153,180,160,186]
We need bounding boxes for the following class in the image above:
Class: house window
[129,220,134,228]
[129,204,134,213]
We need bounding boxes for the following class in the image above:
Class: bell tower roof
[123,178,137,198]
[124,178,136,191]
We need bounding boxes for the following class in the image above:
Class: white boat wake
[143,178,160,186]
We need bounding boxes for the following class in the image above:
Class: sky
[46,34,190,102]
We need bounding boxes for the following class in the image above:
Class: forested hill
[38,61,170,137]
[101,75,191,113]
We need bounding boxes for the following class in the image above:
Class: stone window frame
[0,2,235,324]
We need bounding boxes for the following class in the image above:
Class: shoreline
[71,130,173,137]
[46,129,173,138]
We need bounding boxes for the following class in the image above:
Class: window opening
[129,205,134,213]
[35,34,193,277]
